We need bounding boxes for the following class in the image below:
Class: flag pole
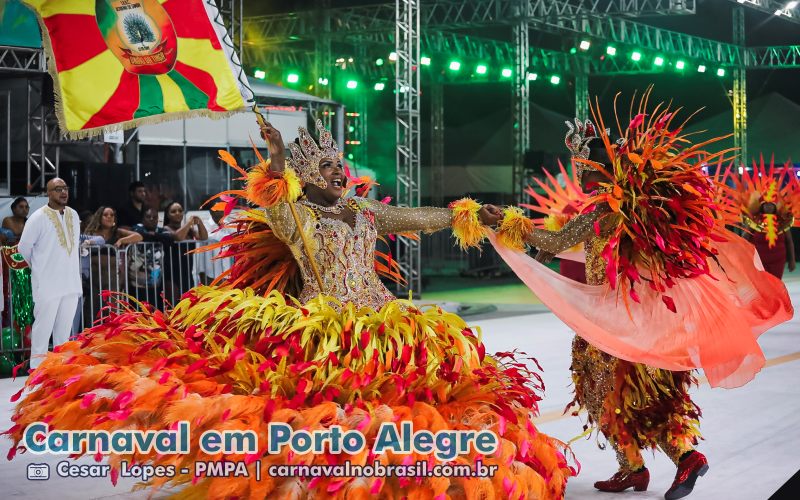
[253,106,325,292]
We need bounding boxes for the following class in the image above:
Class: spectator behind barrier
[84,206,143,248]
[161,201,208,301]
[1,197,29,245]
[116,181,148,229]
[130,207,173,310]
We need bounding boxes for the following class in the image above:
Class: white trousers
[30,294,81,369]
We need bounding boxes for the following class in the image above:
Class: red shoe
[665,451,709,499]
[594,468,650,492]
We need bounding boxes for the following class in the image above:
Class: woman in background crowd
[83,206,143,248]
[81,206,142,324]
[161,201,207,300]
[1,197,29,245]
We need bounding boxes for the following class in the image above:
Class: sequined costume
[491,92,792,476]
[7,122,575,499]
[267,197,451,309]
[525,210,700,472]
[730,157,799,280]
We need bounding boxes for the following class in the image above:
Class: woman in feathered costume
[735,158,798,279]
[490,89,793,499]
[5,118,576,499]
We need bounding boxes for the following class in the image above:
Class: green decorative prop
[1,326,18,350]
[0,353,14,377]
[9,253,34,330]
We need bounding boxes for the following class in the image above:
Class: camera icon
[27,463,50,480]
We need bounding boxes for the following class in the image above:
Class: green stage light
[374,82,385,91]
[476,64,487,75]
[675,60,686,70]
[254,69,266,80]
[698,64,707,73]
[579,40,591,51]
[421,56,431,66]
[716,68,726,77]
[347,153,354,160]
[631,51,642,62]
[527,72,538,81]
[286,73,299,83]
[346,80,358,89]
[550,75,561,85]
[318,77,329,86]
[501,67,512,78]
[348,126,355,133]
[449,60,461,71]
[606,46,617,56]
[654,56,664,66]
[569,47,578,54]
[375,58,384,66]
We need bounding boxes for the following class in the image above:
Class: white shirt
[194,216,234,280]
[18,205,82,301]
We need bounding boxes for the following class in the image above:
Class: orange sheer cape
[489,231,793,389]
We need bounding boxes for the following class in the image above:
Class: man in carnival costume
[490,90,793,499]
[734,158,798,279]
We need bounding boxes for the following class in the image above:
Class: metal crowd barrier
[0,239,232,371]
[78,240,232,330]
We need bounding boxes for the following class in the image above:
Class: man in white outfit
[18,178,82,369]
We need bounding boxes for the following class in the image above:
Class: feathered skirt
[6,287,574,499]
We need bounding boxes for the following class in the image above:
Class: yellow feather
[449,198,486,249]
[496,207,534,251]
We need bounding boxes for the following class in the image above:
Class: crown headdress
[565,118,611,178]
[564,118,600,160]
[287,120,342,189]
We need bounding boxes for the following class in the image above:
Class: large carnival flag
[24,0,253,138]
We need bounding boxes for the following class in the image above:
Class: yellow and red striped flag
[25,0,253,138]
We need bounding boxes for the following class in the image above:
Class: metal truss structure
[0,46,45,73]
[727,0,800,26]
[247,0,695,43]
[246,30,757,83]
[217,0,243,62]
[746,45,800,68]
[245,1,799,69]
[395,0,422,296]
[243,0,800,294]
[352,44,369,167]
[5,1,798,292]
[26,79,60,194]
[0,46,57,195]
[732,6,748,164]
[511,6,530,200]
[430,83,444,207]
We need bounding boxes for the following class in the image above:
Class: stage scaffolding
[4,2,800,291]
[242,0,800,294]
[394,0,422,295]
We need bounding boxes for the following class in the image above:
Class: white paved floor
[0,282,797,499]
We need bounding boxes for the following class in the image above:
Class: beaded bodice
[265,197,452,310]
[297,203,395,308]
